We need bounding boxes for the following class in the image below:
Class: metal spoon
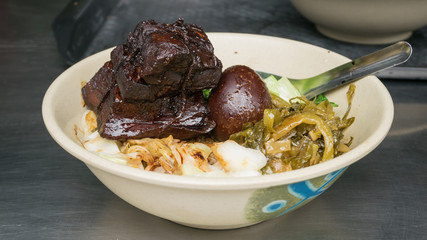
[257,41,412,99]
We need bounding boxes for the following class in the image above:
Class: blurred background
[1,0,426,239]
[50,0,427,79]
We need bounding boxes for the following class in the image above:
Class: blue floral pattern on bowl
[245,167,347,222]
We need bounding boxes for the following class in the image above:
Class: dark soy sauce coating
[208,65,272,141]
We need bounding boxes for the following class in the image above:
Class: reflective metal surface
[1,0,426,239]
[294,41,412,99]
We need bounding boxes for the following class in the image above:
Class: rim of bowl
[42,33,394,190]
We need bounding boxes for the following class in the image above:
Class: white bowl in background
[290,0,427,44]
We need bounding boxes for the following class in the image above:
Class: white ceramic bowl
[290,0,427,44]
[42,33,393,229]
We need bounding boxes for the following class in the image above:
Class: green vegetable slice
[314,94,338,107]
[262,75,302,102]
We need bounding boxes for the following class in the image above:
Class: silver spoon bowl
[257,41,412,99]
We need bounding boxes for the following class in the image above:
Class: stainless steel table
[1,1,426,239]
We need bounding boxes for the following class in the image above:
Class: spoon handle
[291,41,412,99]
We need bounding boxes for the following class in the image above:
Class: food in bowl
[43,30,394,229]
[76,86,355,177]
[77,19,355,177]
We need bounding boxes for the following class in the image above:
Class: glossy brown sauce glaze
[208,65,272,141]
[81,19,222,140]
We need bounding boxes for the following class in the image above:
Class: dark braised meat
[81,61,115,111]
[81,19,222,140]
[97,86,215,141]
[112,19,222,101]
